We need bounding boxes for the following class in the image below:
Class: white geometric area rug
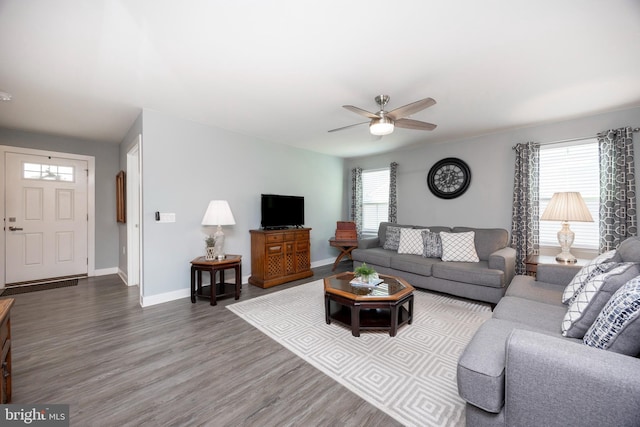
[227,280,491,427]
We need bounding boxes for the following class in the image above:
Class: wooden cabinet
[0,298,15,404]
[249,228,313,288]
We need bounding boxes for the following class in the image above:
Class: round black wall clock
[427,157,471,199]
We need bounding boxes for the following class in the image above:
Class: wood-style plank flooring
[5,262,403,427]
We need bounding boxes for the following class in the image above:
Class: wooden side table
[329,238,358,271]
[191,255,242,306]
[0,298,15,404]
[525,255,588,277]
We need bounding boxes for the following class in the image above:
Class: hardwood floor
[5,262,403,427]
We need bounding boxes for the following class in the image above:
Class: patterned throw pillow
[583,276,640,355]
[397,228,429,255]
[562,262,640,338]
[562,250,617,304]
[383,226,402,251]
[422,230,442,258]
[440,231,479,262]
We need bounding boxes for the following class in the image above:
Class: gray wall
[135,109,344,297]
[0,128,120,269]
[345,106,640,234]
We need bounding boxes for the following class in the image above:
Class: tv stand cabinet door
[249,228,313,288]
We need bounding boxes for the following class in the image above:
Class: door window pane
[23,162,75,182]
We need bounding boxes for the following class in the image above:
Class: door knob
[8,226,23,231]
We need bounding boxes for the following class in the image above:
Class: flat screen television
[261,194,304,229]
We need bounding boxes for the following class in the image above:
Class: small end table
[525,255,588,277]
[329,238,358,271]
[191,255,242,306]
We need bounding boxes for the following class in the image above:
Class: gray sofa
[457,237,640,427]
[352,222,516,304]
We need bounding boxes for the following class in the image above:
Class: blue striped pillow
[583,276,640,355]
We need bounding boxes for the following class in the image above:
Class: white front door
[5,152,88,284]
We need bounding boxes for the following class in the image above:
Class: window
[23,162,74,182]
[362,168,390,233]
[539,140,599,249]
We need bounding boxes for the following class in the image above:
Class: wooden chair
[329,221,358,271]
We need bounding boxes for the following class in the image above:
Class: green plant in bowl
[354,263,378,283]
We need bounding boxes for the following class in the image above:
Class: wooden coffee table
[324,272,414,337]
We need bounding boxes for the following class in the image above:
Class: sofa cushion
[382,226,402,251]
[584,276,640,355]
[421,230,442,258]
[398,228,428,255]
[351,247,393,268]
[505,275,565,307]
[493,296,567,333]
[562,262,640,338]
[390,254,438,276]
[432,261,504,288]
[440,231,479,262]
[561,250,617,303]
[452,227,509,261]
[615,236,640,263]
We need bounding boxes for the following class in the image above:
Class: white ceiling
[1,1,639,158]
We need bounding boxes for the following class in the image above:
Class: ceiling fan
[329,95,437,136]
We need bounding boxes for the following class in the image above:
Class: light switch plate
[158,213,176,223]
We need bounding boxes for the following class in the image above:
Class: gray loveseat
[457,237,640,427]
[352,222,516,304]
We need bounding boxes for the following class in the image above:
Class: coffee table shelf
[324,272,414,337]
[327,303,412,332]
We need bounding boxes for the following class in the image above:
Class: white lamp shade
[201,200,236,226]
[540,192,594,222]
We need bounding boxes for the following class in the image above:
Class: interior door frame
[126,135,144,305]
[0,145,96,288]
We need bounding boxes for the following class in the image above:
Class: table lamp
[202,200,236,260]
[540,192,593,263]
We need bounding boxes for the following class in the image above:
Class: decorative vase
[205,247,216,261]
[363,273,379,284]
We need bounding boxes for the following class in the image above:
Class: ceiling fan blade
[343,105,378,119]
[328,121,369,133]
[387,97,436,120]
[394,118,437,131]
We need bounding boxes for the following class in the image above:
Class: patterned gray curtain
[511,142,540,274]
[351,167,363,237]
[388,162,398,223]
[598,127,637,252]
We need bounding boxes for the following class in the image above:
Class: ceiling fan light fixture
[370,116,394,136]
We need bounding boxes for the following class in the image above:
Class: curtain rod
[513,127,640,149]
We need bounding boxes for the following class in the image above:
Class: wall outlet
[122,246,126,255]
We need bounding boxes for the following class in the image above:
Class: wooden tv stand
[249,228,313,288]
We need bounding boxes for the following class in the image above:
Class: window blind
[362,168,390,233]
[539,140,599,249]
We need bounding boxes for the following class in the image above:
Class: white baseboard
[138,258,340,308]
[141,288,191,307]
[311,257,336,268]
[141,278,251,307]
[117,268,128,285]
[94,267,118,276]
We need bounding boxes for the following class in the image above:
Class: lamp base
[555,221,577,264]
[213,225,226,261]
